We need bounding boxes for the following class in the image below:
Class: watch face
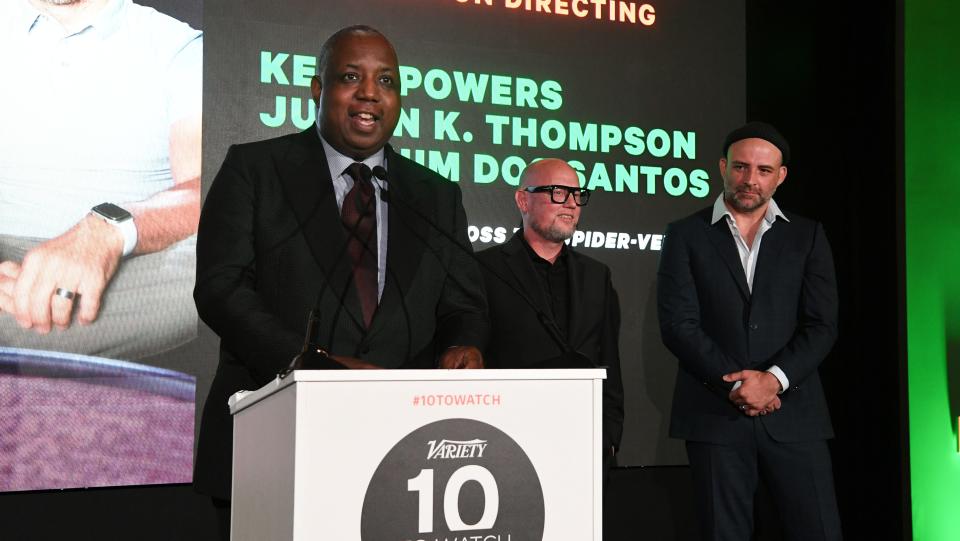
[92,203,132,222]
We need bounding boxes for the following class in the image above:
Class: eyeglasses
[521,185,591,206]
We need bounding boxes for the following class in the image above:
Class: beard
[724,186,771,213]
[531,217,576,243]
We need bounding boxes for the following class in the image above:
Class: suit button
[749,323,759,330]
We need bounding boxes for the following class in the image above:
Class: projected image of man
[477,158,624,472]
[657,122,842,540]
[0,0,202,359]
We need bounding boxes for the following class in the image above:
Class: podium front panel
[231,369,604,540]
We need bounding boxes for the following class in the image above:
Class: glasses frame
[521,185,591,206]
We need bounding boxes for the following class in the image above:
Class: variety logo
[362,419,544,540]
[427,438,488,460]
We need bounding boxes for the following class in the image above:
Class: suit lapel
[277,129,364,332]
[703,215,751,300]
[751,218,787,297]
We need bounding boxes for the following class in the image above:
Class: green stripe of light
[906,1,960,539]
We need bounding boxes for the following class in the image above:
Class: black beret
[722,121,790,166]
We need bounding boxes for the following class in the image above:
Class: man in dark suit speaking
[192,25,488,538]
[477,158,624,468]
[657,122,842,540]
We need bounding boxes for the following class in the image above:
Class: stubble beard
[532,217,576,243]
[724,187,770,213]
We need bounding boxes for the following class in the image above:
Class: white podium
[228,368,605,540]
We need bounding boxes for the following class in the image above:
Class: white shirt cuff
[767,365,789,394]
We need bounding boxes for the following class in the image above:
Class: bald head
[317,25,393,85]
[519,158,578,189]
[310,25,401,160]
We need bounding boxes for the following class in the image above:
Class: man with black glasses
[476,158,624,470]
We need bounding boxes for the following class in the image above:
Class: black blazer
[657,206,837,445]
[193,129,488,499]
[476,232,624,452]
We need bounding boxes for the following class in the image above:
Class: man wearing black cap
[657,122,842,539]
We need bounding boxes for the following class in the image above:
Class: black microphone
[373,165,391,203]
[370,164,591,365]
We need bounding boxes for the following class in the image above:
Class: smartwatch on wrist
[91,202,138,257]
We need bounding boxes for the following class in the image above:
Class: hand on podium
[329,354,381,370]
[438,346,484,369]
[281,349,380,377]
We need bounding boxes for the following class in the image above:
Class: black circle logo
[361,418,545,541]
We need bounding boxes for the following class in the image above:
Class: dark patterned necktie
[342,162,378,328]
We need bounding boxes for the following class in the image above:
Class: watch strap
[114,216,138,257]
[91,204,138,257]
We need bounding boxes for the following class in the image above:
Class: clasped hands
[0,215,124,333]
[723,369,783,417]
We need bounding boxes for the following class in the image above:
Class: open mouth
[350,111,380,129]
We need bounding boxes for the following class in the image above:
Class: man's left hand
[723,369,782,414]
[743,395,782,417]
[438,346,484,369]
[10,214,124,333]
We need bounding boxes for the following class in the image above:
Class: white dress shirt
[711,195,790,393]
[317,135,389,300]
[0,0,202,238]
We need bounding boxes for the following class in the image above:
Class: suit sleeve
[766,222,838,388]
[601,267,625,452]
[656,222,743,390]
[193,146,302,384]
[433,184,489,352]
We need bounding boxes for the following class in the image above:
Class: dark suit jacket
[476,232,624,452]
[657,206,837,445]
[192,129,488,499]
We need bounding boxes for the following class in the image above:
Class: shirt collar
[19,0,126,38]
[710,194,789,226]
[15,1,43,33]
[519,229,568,266]
[318,135,385,183]
[90,0,126,38]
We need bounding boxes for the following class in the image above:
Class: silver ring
[54,288,76,300]
[739,404,747,411]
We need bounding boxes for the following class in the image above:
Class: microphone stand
[279,166,379,378]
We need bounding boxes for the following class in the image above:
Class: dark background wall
[0,2,908,539]
[741,1,907,539]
